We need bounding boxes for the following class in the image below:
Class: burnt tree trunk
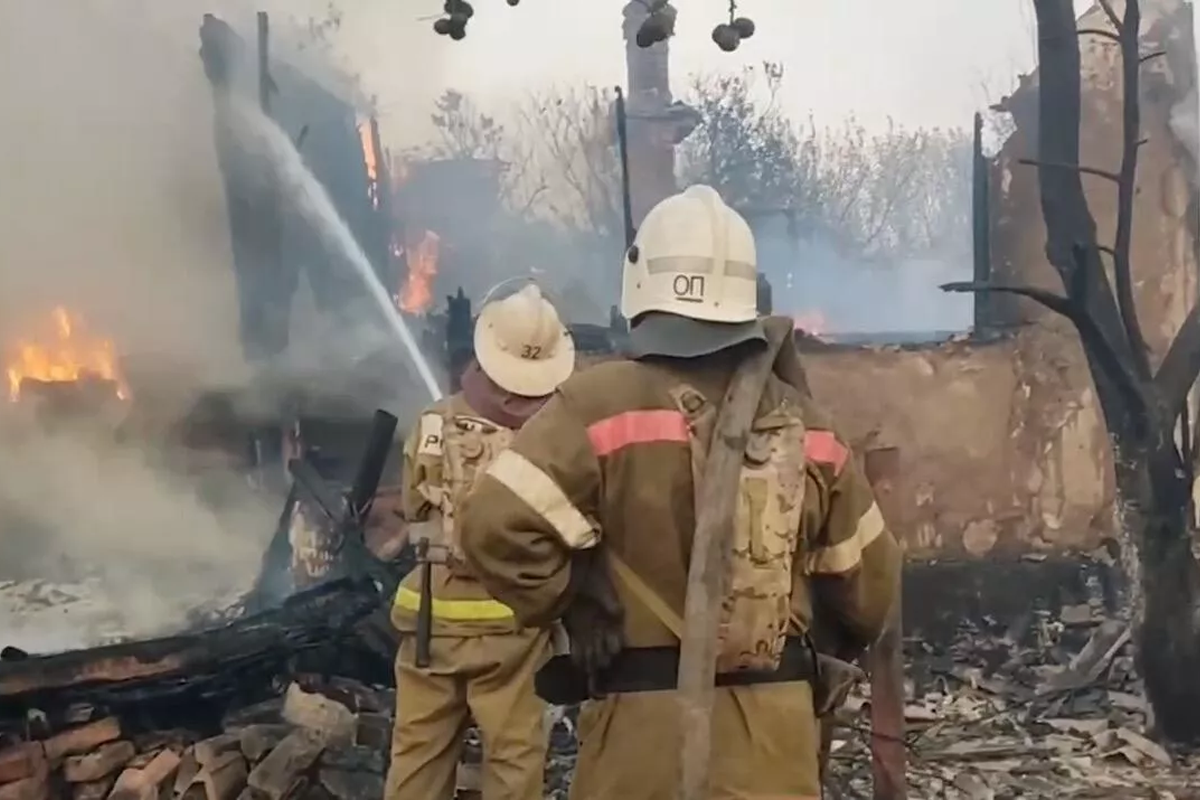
[1034,0,1200,742]
[1115,438,1200,741]
[946,0,1200,742]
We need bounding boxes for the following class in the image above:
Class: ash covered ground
[0,578,252,655]
[6,575,1200,799]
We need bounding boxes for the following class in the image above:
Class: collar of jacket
[460,359,549,429]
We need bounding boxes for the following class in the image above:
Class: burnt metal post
[756,274,773,314]
[367,114,396,289]
[972,111,992,337]
[446,289,473,392]
[615,86,635,249]
[252,10,289,495]
[863,446,906,800]
[257,12,271,111]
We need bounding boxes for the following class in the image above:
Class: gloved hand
[363,488,408,562]
[562,548,625,694]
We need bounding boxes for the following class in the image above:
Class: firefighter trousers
[570,681,822,800]
[384,628,552,800]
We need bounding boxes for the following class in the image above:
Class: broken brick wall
[802,0,1199,561]
[989,0,1199,361]
[801,334,1111,560]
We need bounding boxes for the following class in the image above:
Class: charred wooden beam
[198,14,292,366]
[0,578,379,715]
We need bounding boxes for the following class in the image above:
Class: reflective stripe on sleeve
[587,409,689,457]
[392,587,515,620]
[805,501,885,575]
[804,430,849,476]
[485,450,598,549]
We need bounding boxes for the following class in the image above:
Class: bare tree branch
[1078,27,1122,44]
[940,280,1075,315]
[1111,0,1153,382]
[1029,0,1144,403]
[1155,303,1200,429]
[1018,157,1121,183]
[1097,0,1122,31]
[941,276,1148,418]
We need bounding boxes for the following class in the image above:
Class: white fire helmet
[473,282,575,397]
[620,184,764,358]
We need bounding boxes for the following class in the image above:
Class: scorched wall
[801,332,1111,560]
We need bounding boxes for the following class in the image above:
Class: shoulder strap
[607,549,806,642]
[606,550,684,639]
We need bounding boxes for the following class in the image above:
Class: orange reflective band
[804,430,848,475]
[587,409,689,457]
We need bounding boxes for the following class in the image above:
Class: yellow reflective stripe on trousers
[484,449,597,549]
[392,586,515,620]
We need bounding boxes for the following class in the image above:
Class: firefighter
[382,283,576,800]
[458,185,902,800]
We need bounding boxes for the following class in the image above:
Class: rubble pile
[0,579,391,800]
[10,567,1200,799]
[0,576,581,800]
[826,607,1200,799]
[0,679,393,800]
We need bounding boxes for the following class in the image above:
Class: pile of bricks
[0,680,394,800]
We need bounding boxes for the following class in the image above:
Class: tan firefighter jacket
[390,392,522,637]
[458,353,902,663]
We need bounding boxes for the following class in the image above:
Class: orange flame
[397,231,440,315]
[359,121,380,211]
[793,310,828,339]
[5,307,129,402]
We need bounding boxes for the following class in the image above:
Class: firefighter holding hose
[457,185,902,800]
[378,283,576,800]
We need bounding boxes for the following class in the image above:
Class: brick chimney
[621,1,683,227]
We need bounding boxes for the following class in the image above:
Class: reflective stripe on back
[803,430,848,476]
[586,409,690,457]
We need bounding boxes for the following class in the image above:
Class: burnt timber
[0,579,380,729]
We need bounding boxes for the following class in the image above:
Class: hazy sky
[311,0,1098,145]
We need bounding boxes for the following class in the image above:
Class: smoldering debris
[824,605,1200,799]
[0,0,446,406]
[0,0,451,656]
[0,413,276,654]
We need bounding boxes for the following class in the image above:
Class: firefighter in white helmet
[458,185,901,799]
[379,283,575,800]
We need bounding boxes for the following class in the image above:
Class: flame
[5,307,129,402]
[359,121,380,211]
[396,231,441,315]
[793,310,828,338]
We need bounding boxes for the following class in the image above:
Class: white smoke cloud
[0,0,449,652]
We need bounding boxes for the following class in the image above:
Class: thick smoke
[0,0,244,386]
[0,0,447,652]
[0,0,446,386]
[0,414,276,652]
[752,217,973,337]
